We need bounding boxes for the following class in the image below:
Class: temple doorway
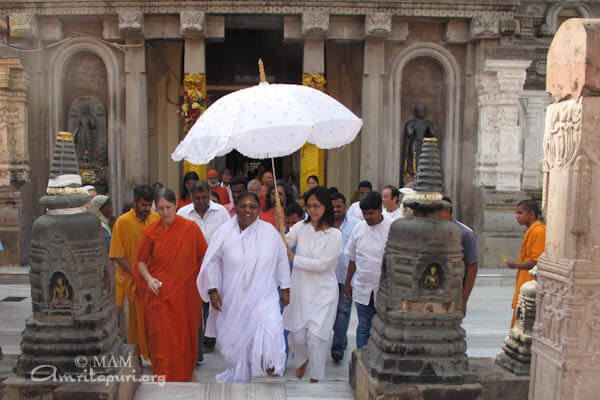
[206,16,303,183]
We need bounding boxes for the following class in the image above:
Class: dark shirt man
[440,196,479,314]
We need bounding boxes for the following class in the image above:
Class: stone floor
[0,268,516,399]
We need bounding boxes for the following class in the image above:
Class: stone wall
[0,59,29,266]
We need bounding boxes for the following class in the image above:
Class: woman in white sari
[197,192,291,383]
[283,187,342,382]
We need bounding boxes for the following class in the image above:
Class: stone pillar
[121,11,148,188]
[530,18,600,400]
[0,59,28,266]
[360,39,385,190]
[474,58,531,267]
[181,10,208,180]
[520,90,550,192]
[299,10,328,194]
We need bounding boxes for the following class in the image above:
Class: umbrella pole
[271,157,286,238]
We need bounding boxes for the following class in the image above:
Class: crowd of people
[80,167,545,384]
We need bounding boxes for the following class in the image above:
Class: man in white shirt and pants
[344,191,392,349]
[177,180,230,361]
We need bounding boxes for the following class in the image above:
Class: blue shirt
[453,219,478,271]
[335,214,360,284]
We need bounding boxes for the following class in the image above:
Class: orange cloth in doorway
[109,208,160,360]
[134,215,208,381]
[511,220,546,327]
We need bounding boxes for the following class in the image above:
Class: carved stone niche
[302,8,329,36]
[470,13,500,39]
[118,11,144,36]
[180,10,205,37]
[365,13,392,37]
[9,13,38,38]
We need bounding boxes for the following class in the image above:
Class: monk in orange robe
[134,188,208,382]
[110,185,160,360]
[505,200,546,328]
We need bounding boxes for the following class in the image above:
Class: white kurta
[283,222,342,340]
[197,217,290,383]
[345,217,392,306]
[347,201,365,221]
[383,206,403,221]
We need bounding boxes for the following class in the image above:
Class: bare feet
[295,359,309,379]
[266,367,279,377]
[309,378,319,383]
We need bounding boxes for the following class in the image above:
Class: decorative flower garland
[302,73,326,92]
[180,73,207,177]
[180,73,207,132]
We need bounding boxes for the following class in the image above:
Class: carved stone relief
[118,11,144,35]
[180,10,205,36]
[365,12,391,37]
[470,12,500,39]
[302,8,329,36]
[543,98,582,170]
[9,13,38,38]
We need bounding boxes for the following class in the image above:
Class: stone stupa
[15,131,126,378]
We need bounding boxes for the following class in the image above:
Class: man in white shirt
[177,180,230,360]
[347,180,372,221]
[177,181,231,244]
[382,185,403,221]
[344,191,392,349]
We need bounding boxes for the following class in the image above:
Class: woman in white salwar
[197,192,291,383]
[283,187,342,383]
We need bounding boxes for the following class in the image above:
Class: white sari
[197,216,290,383]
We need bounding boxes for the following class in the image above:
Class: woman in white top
[283,187,342,382]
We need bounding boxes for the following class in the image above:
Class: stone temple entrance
[205,16,304,182]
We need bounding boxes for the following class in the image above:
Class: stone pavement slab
[0,278,515,399]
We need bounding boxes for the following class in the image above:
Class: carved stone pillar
[360,39,385,190]
[530,19,600,400]
[299,9,328,194]
[124,37,148,188]
[181,10,207,180]
[476,59,530,190]
[0,59,28,266]
[474,59,531,268]
[520,90,549,192]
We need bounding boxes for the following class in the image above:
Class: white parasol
[171,60,363,234]
[171,61,362,165]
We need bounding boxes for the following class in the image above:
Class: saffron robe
[134,215,208,381]
[109,209,160,359]
[197,217,290,383]
[511,220,546,327]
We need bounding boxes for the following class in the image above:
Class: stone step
[0,266,29,285]
[134,382,287,400]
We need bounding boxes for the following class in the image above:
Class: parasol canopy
[171,81,363,164]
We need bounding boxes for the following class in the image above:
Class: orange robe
[211,186,231,205]
[134,215,208,382]
[259,208,277,227]
[511,220,546,327]
[176,195,192,211]
[109,209,160,360]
